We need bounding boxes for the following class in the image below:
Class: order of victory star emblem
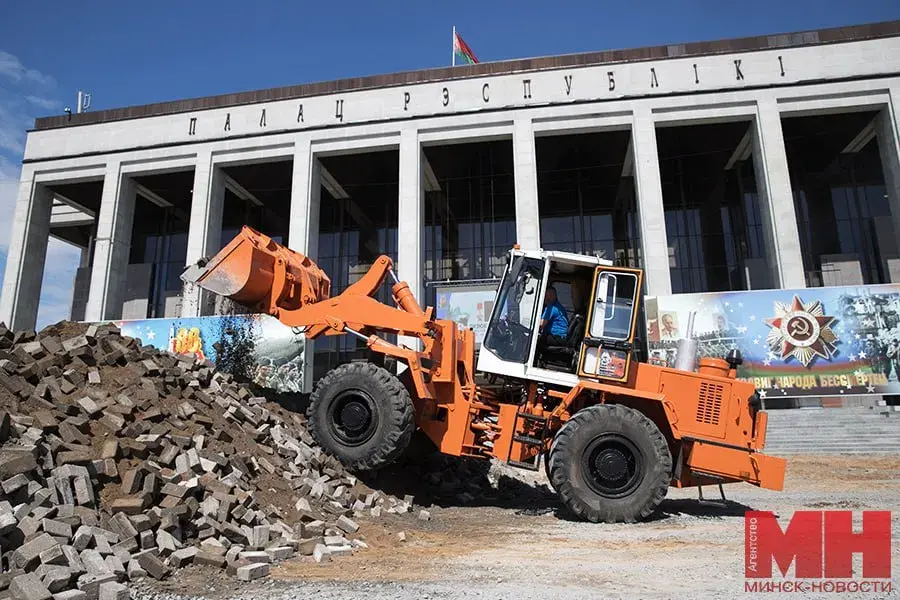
[765,296,838,367]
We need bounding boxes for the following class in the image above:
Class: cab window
[590,271,638,341]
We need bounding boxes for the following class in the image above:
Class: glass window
[589,271,638,341]
[483,257,545,363]
[536,132,642,268]
[422,141,515,307]
[657,122,770,293]
[786,113,893,286]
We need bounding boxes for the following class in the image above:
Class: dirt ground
[135,454,900,600]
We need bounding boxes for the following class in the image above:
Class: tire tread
[548,404,671,523]
[307,362,414,471]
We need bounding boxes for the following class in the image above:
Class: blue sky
[0,0,897,329]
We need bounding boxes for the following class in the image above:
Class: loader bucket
[181,226,330,310]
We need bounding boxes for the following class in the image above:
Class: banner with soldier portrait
[645,284,900,399]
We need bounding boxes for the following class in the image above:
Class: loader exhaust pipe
[674,310,698,372]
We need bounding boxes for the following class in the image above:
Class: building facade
[2,21,900,383]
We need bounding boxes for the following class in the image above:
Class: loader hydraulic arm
[181,225,441,364]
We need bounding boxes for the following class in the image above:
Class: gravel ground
[132,454,900,600]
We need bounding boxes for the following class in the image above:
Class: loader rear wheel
[307,362,414,471]
[548,404,671,523]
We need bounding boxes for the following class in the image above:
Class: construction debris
[0,321,420,596]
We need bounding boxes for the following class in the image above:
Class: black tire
[548,404,671,523]
[307,362,415,471]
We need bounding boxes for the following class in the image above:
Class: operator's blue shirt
[542,300,569,338]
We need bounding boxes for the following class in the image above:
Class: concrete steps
[763,406,900,454]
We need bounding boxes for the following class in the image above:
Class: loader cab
[479,249,643,388]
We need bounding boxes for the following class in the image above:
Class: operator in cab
[538,285,569,352]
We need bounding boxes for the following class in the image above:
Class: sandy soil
[135,454,900,600]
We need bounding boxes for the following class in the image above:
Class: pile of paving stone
[0,321,419,600]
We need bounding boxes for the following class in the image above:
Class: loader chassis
[183,226,786,523]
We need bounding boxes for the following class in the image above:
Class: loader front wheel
[548,404,671,523]
[308,362,414,471]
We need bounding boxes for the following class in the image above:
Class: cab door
[578,267,643,382]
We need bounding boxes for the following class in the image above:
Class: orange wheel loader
[182,226,786,523]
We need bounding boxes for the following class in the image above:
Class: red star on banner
[765,296,838,367]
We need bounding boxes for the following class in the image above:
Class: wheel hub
[595,447,629,480]
[340,402,369,432]
[328,390,378,446]
[582,434,644,499]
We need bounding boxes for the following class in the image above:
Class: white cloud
[25,95,61,111]
[0,155,19,254]
[0,51,55,87]
[0,49,73,330]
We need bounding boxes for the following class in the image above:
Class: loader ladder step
[513,434,543,446]
[506,412,549,472]
[516,412,548,423]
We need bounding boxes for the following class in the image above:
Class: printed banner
[645,284,900,398]
[114,314,306,393]
[433,283,498,346]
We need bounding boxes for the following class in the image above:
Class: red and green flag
[452,27,478,66]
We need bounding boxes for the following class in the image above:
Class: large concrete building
[2,21,900,381]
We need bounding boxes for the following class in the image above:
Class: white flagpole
[452,25,456,66]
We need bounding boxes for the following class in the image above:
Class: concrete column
[69,246,91,322]
[631,107,672,296]
[751,98,806,289]
[397,127,424,356]
[512,118,541,249]
[181,150,226,317]
[85,161,136,321]
[0,171,52,330]
[288,137,321,259]
[398,128,424,298]
[876,85,900,283]
[288,137,322,393]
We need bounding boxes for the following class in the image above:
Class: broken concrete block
[0,447,38,479]
[336,515,359,534]
[265,546,293,561]
[97,582,127,600]
[14,533,60,569]
[418,510,431,521]
[52,590,87,600]
[134,551,168,580]
[249,525,269,549]
[38,545,67,566]
[42,519,73,540]
[297,538,321,556]
[72,527,93,552]
[2,473,30,495]
[312,544,331,563]
[119,470,142,495]
[328,544,353,557]
[236,562,269,581]
[75,398,102,417]
[75,574,117,600]
[102,555,125,578]
[78,550,109,576]
[193,551,226,568]
[108,498,145,515]
[237,551,269,564]
[39,566,71,594]
[0,505,17,534]
[72,476,95,507]
[167,547,197,568]
[9,573,52,600]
